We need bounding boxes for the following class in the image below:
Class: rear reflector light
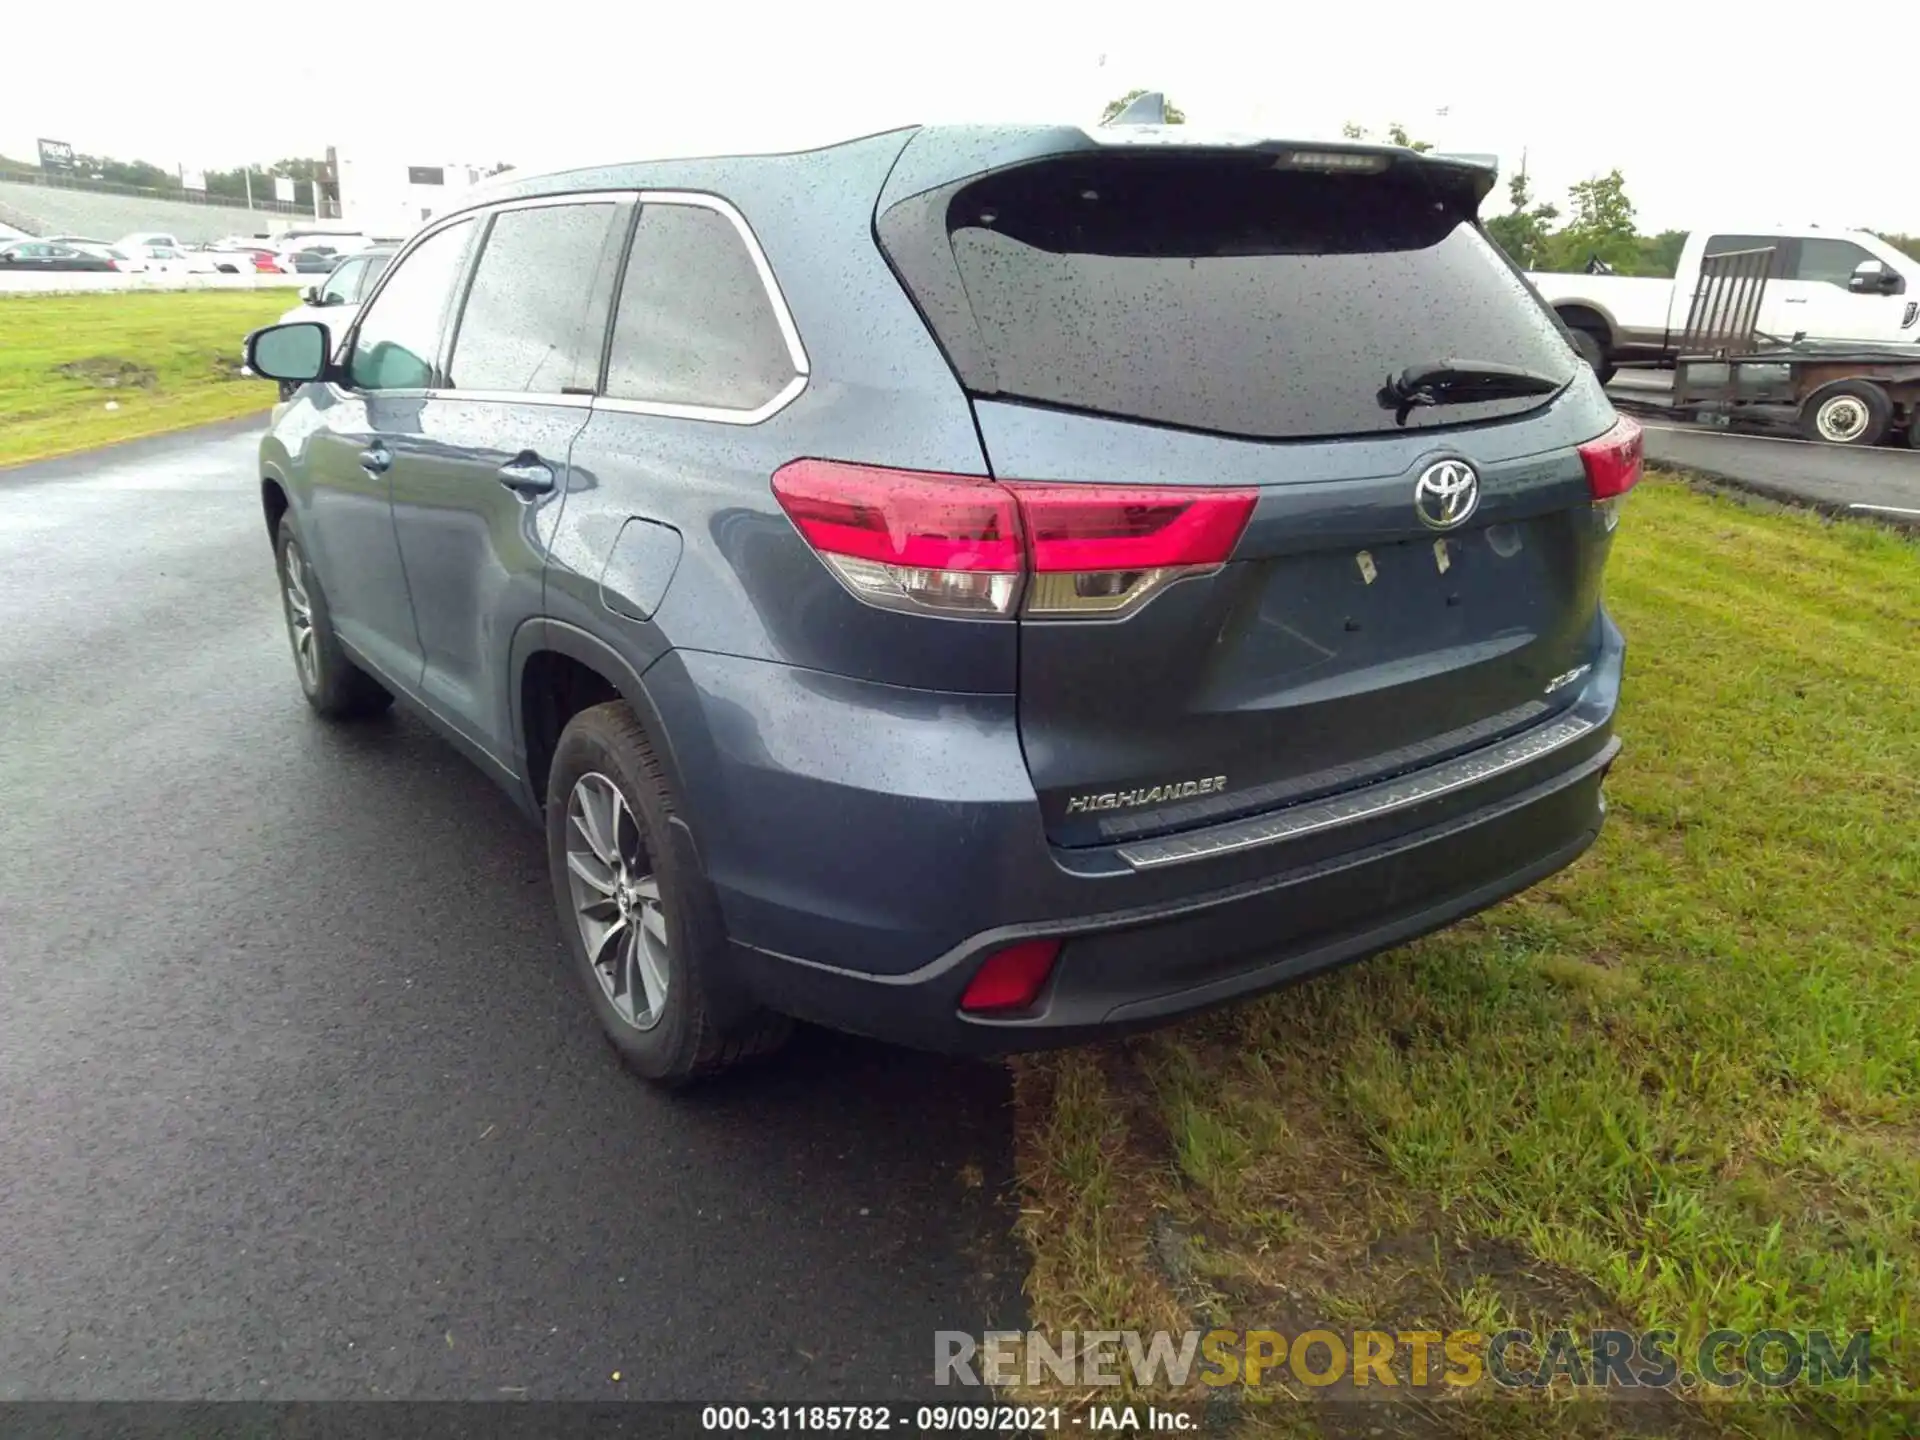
[771,459,1256,620]
[1578,415,1643,501]
[960,938,1062,1014]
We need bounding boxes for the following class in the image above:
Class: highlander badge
[1066,775,1227,815]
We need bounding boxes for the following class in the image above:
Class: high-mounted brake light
[771,459,1256,620]
[1276,150,1390,173]
[1578,415,1643,501]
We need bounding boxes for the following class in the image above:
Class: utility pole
[243,168,253,210]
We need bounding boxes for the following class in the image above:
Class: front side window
[357,255,392,301]
[319,258,363,306]
[603,201,797,412]
[1795,238,1877,288]
[448,202,620,394]
[348,218,475,391]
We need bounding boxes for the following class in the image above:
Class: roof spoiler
[1431,151,1499,178]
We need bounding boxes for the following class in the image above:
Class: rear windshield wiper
[1380,359,1564,425]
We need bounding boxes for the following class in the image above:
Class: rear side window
[1703,235,1791,278]
[880,154,1579,440]
[603,201,797,413]
[449,202,621,394]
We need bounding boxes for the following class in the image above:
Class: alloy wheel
[564,772,670,1031]
[281,540,319,688]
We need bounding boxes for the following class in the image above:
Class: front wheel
[1799,380,1891,446]
[546,702,790,1086]
[274,514,393,719]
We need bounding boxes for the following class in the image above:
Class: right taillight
[1579,415,1643,502]
[770,458,1256,620]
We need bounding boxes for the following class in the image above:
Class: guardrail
[0,165,337,217]
[0,272,313,296]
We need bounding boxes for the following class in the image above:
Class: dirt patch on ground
[54,356,157,389]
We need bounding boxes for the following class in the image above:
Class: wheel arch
[510,620,693,827]
[1553,301,1617,349]
[260,469,291,543]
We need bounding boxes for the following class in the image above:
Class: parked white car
[1530,226,1920,377]
[263,226,375,258]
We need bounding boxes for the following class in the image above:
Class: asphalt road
[1609,370,1920,520]
[0,420,1025,1401]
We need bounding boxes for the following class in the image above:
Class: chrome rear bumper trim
[1116,714,1600,871]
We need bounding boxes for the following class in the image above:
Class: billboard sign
[274,175,295,203]
[37,138,76,171]
[181,169,207,191]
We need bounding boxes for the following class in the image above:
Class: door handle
[1783,297,1808,304]
[496,453,555,496]
[359,445,392,473]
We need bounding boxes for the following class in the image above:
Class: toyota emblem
[1413,459,1480,531]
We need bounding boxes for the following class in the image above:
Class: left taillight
[770,458,1256,620]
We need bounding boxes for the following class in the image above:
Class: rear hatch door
[878,140,1619,848]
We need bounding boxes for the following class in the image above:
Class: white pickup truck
[1529,226,1920,377]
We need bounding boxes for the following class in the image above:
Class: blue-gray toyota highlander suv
[242,120,1637,1085]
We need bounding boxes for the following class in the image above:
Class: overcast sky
[8,2,1916,236]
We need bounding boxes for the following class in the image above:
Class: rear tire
[274,514,394,720]
[1568,327,1616,384]
[1798,380,1891,446]
[546,702,790,1086]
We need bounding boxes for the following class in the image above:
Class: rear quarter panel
[544,128,1019,697]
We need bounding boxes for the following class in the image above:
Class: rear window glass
[882,155,1577,440]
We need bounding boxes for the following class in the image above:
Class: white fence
[0,272,312,297]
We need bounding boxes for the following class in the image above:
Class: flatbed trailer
[1606,246,1920,448]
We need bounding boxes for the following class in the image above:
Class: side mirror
[1849,259,1898,295]
[302,284,323,304]
[245,322,331,383]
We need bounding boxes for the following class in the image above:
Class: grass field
[1015,477,1919,1436]
[0,290,292,467]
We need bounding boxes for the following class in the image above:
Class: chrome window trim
[594,372,808,427]
[422,389,594,408]
[592,189,810,427]
[1115,714,1600,871]
[331,188,808,424]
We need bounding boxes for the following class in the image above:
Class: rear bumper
[727,734,1613,1053]
[647,618,1626,1054]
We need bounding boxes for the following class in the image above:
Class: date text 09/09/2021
[700,1405,1192,1432]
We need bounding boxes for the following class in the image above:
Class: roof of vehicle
[452,122,1500,218]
